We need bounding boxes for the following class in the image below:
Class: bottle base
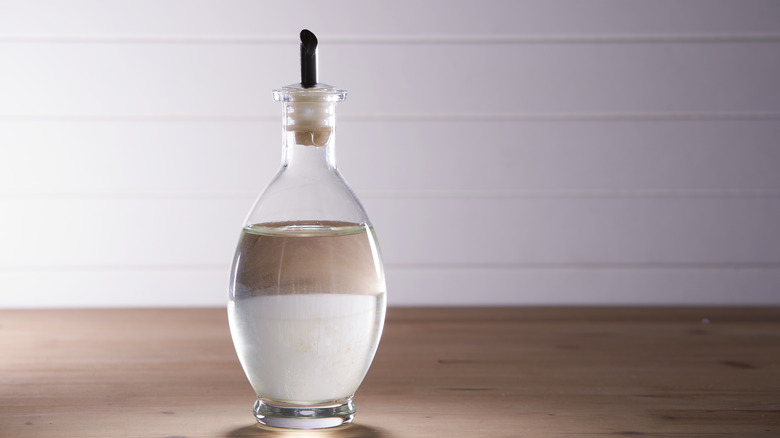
[253,397,356,430]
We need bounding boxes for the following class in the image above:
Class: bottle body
[229,222,386,403]
[227,85,386,429]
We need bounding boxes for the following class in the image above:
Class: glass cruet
[227,29,387,430]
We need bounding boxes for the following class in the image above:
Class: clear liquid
[228,221,386,404]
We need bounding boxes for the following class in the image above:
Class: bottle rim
[273,83,347,103]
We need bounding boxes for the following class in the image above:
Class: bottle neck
[281,100,337,170]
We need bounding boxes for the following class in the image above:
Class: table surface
[1,307,778,437]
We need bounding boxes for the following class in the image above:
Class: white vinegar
[228,221,386,404]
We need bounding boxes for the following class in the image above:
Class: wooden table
[1,307,778,437]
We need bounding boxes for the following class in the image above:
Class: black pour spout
[300,29,318,88]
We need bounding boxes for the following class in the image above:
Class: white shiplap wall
[1,0,779,307]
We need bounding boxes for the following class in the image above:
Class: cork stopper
[272,30,346,147]
[294,126,332,147]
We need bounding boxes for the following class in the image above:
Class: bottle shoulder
[244,167,371,227]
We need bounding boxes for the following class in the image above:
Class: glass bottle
[227,30,387,430]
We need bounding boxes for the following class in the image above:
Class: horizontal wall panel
[1,1,779,37]
[2,42,779,116]
[342,120,780,193]
[2,120,779,195]
[0,268,228,308]
[1,198,778,268]
[0,120,280,196]
[365,197,780,266]
[385,266,780,306]
[0,199,247,268]
[0,266,777,308]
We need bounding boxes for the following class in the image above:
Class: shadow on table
[224,423,393,438]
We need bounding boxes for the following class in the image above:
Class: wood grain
[0,307,778,437]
